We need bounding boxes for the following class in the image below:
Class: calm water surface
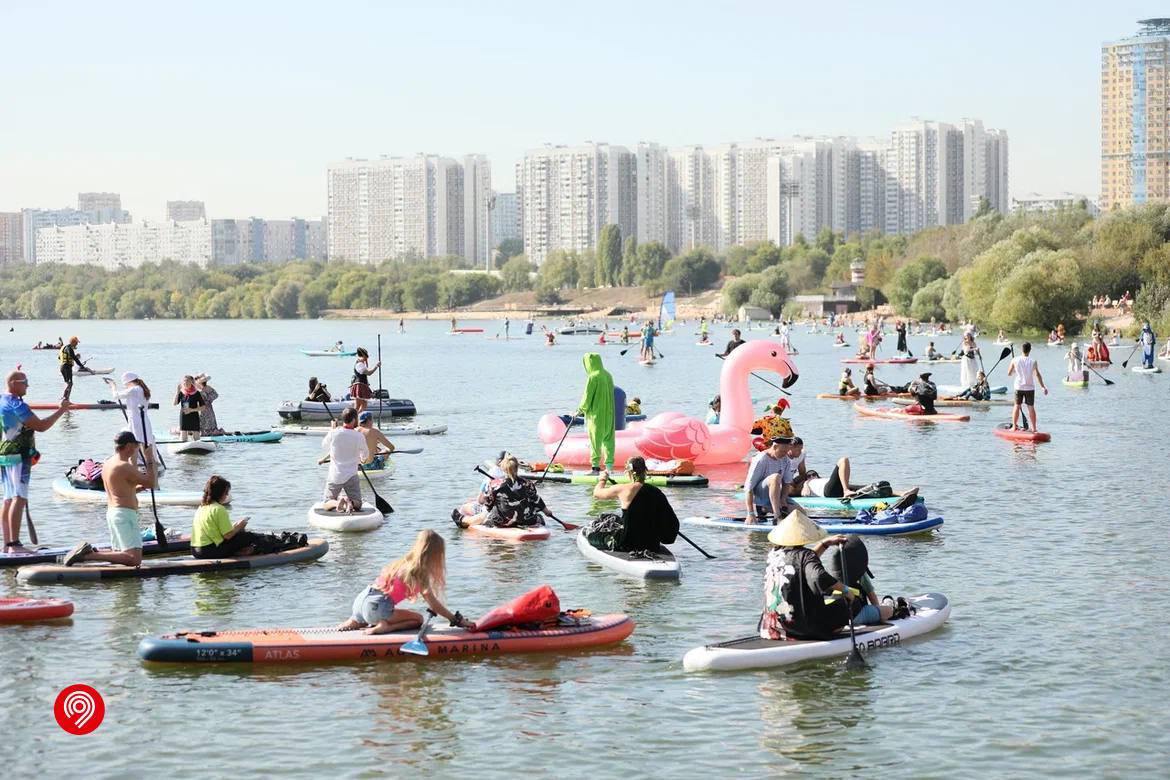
[1,319,1167,777]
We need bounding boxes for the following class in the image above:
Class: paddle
[838,543,867,670]
[24,504,37,546]
[715,354,792,396]
[676,529,715,560]
[320,403,393,515]
[1085,361,1115,386]
[376,334,384,430]
[400,609,436,656]
[984,346,1013,378]
[139,407,167,549]
[473,465,579,531]
[1121,341,1142,368]
[538,410,576,484]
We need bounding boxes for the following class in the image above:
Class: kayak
[277,398,416,421]
[0,534,192,568]
[893,397,1011,408]
[138,612,635,664]
[307,504,384,532]
[993,425,1051,443]
[27,400,160,411]
[0,597,74,622]
[17,539,329,584]
[449,328,485,334]
[300,349,357,357]
[937,384,1007,396]
[159,430,283,444]
[840,357,918,364]
[853,402,970,422]
[816,392,910,401]
[74,367,114,376]
[682,514,943,537]
[517,467,708,488]
[682,593,950,672]
[52,477,203,507]
[575,530,679,580]
[455,502,552,542]
[168,440,219,455]
[280,423,446,436]
[1132,366,1163,374]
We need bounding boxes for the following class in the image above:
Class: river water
[1,319,1167,777]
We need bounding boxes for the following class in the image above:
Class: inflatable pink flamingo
[536,340,798,467]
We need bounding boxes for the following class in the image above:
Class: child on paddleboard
[338,529,474,635]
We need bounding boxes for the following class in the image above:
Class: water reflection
[758,664,875,767]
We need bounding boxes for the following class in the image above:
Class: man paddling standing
[1008,342,1048,431]
[1,371,68,552]
[1140,321,1157,370]
[64,430,157,567]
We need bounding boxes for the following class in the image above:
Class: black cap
[919,372,933,379]
[769,436,795,445]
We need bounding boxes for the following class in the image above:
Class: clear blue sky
[0,1,1160,218]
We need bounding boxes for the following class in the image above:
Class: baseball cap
[358,411,373,422]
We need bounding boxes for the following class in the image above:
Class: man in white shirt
[318,408,369,511]
[1007,341,1048,431]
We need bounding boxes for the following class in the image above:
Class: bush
[885,256,948,313]
[662,248,721,294]
[909,277,948,322]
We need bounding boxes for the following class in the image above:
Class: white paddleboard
[168,440,219,455]
[306,503,384,532]
[575,529,679,580]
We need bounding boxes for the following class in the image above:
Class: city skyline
[0,2,1150,218]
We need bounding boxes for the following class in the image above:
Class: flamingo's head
[725,339,799,388]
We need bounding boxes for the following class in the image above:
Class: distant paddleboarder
[1140,321,1157,369]
[1008,342,1048,431]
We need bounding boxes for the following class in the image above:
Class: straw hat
[767,509,827,547]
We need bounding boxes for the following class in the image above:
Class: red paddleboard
[993,426,1051,443]
[0,597,74,622]
[852,402,969,422]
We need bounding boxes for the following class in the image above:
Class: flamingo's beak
[783,370,799,389]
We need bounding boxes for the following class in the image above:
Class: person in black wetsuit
[58,336,86,402]
[591,456,680,552]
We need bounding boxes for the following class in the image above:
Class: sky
[0,1,1163,219]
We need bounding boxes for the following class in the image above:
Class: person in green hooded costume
[578,353,615,473]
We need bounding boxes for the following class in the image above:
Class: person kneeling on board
[744,436,796,524]
[338,529,473,635]
[591,456,680,551]
[63,431,157,567]
[317,408,368,512]
[455,454,547,529]
[760,510,860,641]
[904,372,938,415]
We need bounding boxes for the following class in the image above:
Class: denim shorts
[350,585,395,625]
[855,603,881,625]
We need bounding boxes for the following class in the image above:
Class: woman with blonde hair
[338,529,473,635]
[455,454,547,529]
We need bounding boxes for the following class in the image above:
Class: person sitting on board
[717,329,745,357]
[456,454,548,530]
[338,529,473,635]
[1048,328,1061,344]
[760,510,858,640]
[926,341,943,361]
[863,364,906,397]
[317,408,368,513]
[905,372,938,415]
[954,370,991,401]
[63,430,157,567]
[625,397,642,415]
[996,329,1006,343]
[705,395,721,424]
[591,456,680,552]
[190,476,258,559]
[854,341,872,360]
[355,411,395,469]
[822,535,899,626]
[306,377,332,403]
[743,434,796,525]
[837,368,859,396]
[333,341,344,353]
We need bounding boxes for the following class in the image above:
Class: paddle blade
[400,639,428,656]
[375,493,393,515]
[844,646,868,670]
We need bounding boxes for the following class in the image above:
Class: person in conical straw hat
[759,509,860,641]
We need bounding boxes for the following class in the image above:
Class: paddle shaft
[24,503,37,545]
[321,402,393,514]
[676,528,715,559]
[376,334,383,429]
[1085,361,1115,386]
[538,410,576,484]
[1122,341,1142,368]
[139,407,167,549]
[716,354,791,396]
[107,379,168,470]
[472,466,577,530]
[984,346,1013,379]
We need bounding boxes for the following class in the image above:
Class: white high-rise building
[167,200,207,222]
[517,143,636,264]
[666,145,716,254]
[857,141,888,235]
[327,154,490,264]
[77,192,130,224]
[885,120,966,235]
[984,129,1010,215]
[765,140,832,247]
[635,142,669,246]
[35,219,213,269]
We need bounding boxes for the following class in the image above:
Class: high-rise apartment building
[884,120,967,235]
[635,143,670,246]
[167,200,207,221]
[327,154,489,264]
[210,217,326,264]
[666,145,716,254]
[490,192,520,247]
[1102,19,1170,210]
[0,213,22,265]
[35,219,212,269]
[21,208,90,263]
[77,192,129,223]
[516,143,636,264]
[765,140,833,246]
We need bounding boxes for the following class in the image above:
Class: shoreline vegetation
[2,202,1168,337]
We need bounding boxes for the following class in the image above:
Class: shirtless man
[357,411,395,468]
[63,430,157,566]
